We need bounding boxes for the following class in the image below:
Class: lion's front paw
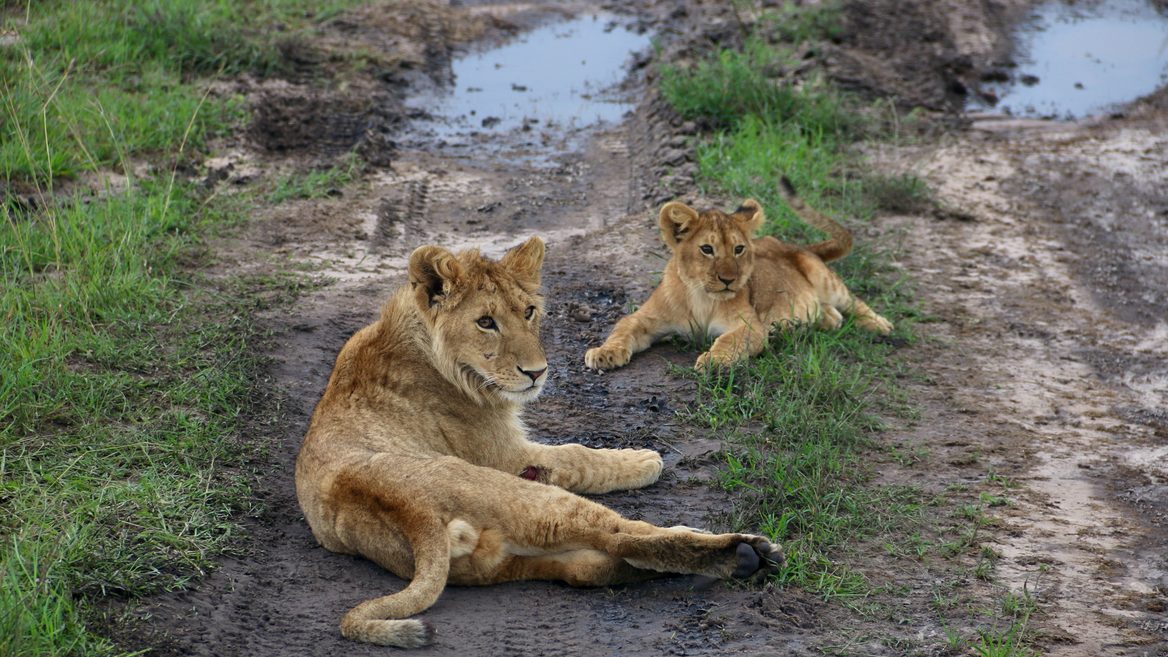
[694,350,734,371]
[629,448,664,487]
[859,313,894,335]
[604,448,662,490]
[585,345,631,371]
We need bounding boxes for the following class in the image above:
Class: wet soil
[873,97,1168,653]
[112,1,1167,655]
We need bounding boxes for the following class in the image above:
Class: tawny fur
[585,177,893,371]
[295,237,781,648]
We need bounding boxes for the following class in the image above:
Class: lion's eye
[524,306,536,320]
[699,244,714,256]
[734,244,745,255]
[476,316,497,330]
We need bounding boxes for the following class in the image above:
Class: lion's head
[658,199,764,299]
[408,237,548,405]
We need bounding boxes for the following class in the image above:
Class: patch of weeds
[268,153,365,203]
[860,172,937,215]
[889,442,928,466]
[942,625,966,653]
[1,179,269,655]
[661,0,937,608]
[985,470,1017,489]
[762,0,845,44]
[0,54,240,182]
[987,579,1043,657]
[979,492,1010,508]
[659,35,858,135]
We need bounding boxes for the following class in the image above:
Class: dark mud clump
[249,86,401,160]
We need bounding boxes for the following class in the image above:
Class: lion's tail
[778,176,853,262]
[336,473,450,648]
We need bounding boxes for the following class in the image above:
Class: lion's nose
[718,276,735,286]
[518,366,547,383]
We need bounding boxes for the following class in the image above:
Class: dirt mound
[828,0,1030,112]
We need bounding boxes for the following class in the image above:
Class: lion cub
[295,237,780,648]
[585,177,893,371]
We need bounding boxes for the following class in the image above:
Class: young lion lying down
[585,177,893,371]
[295,237,781,647]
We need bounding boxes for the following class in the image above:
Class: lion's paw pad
[584,346,630,371]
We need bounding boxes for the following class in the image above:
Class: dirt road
[117,1,1167,655]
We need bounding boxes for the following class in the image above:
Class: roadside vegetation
[0,2,362,655]
[660,3,1035,653]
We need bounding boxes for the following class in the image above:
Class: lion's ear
[500,236,545,288]
[409,245,463,309]
[658,202,699,249]
[733,199,764,235]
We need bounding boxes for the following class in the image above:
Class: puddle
[406,12,652,159]
[973,0,1168,118]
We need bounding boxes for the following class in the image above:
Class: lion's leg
[584,291,678,371]
[456,549,662,587]
[486,486,782,580]
[822,272,893,334]
[759,291,823,335]
[817,305,844,330]
[695,314,768,370]
[518,442,663,494]
[585,520,783,579]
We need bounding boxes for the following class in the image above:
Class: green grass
[2,176,265,657]
[1,1,367,655]
[1,178,266,656]
[688,324,918,597]
[0,0,360,182]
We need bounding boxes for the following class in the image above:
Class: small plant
[943,624,965,653]
[861,173,937,215]
[268,153,365,203]
[972,621,1037,657]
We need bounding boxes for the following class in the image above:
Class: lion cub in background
[296,237,781,648]
[585,177,893,371]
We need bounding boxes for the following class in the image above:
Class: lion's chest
[683,290,738,339]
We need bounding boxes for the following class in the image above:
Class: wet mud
[112,1,1168,655]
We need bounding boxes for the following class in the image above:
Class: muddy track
[113,1,1168,655]
[122,4,830,654]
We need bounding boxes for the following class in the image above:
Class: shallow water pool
[415,13,652,141]
[976,0,1168,119]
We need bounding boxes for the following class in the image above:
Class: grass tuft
[660,36,858,136]
[268,153,365,204]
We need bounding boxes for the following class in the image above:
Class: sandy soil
[111,1,1167,655]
